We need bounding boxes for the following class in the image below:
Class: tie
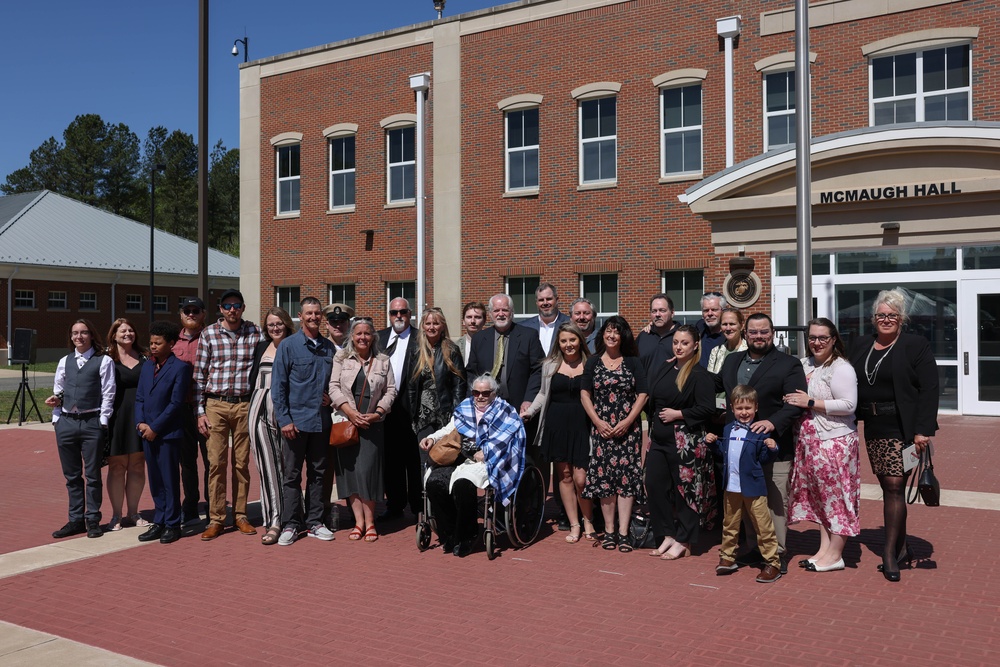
[491,334,506,378]
[386,335,398,356]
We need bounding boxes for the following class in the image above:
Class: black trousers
[280,430,329,530]
[645,440,700,544]
[425,466,478,543]
[144,436,182,528]
[55,415,103,523]
[382,412,421,514]
[179,404,209,518]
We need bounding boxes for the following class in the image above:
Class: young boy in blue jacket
[705,384,782,583]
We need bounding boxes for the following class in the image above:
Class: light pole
[149,163,166,325]
[433,0,445,20]
[232,35,248,63]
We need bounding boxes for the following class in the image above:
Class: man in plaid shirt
[194,289,263,541]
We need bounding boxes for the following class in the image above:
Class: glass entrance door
[960,280,1000,416]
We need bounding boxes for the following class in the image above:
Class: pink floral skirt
[788,415,860,537]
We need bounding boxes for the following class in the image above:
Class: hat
[323,302,355,322]
[180,296,205,310]
[219,289,245,304]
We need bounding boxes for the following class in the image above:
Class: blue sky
[0,0,504,182]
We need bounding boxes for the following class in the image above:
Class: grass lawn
[0,390,52,423]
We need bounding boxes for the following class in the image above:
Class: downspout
[111,272,121,322]
[6,267,17,362]
[716,16,742,168]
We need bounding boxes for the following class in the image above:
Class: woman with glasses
[848,290,939,581]
[783,318,859,572]
[408,308,467,447]
[248,307,296,545]
[330,318,396,543]
[104,318,148,531]
[581,316,648,551]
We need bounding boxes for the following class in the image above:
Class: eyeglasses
[389,309,409,316]
[220,303,244,311]
[182,308,202,316]
[874,313,900,322]
[354,317,374,325]
[746,329,772,337]
[266,323,285,330]
[71,331,91,337]
[471,390,494,398]
[807,335,832,344]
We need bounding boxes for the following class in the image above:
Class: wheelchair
[415,462,546,560]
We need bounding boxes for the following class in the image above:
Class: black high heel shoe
[877,542,913,573]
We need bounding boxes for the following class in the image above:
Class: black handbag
[906,446,940,507]
[627,507,656,549]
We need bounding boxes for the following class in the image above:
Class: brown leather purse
[428,427,463,465]
[329,356,372,448]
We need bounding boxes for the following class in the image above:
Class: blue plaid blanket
[453,397,525,506]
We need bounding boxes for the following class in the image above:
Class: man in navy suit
[520,282,570,355]
[377,297,421,520]
[135,321,191,544]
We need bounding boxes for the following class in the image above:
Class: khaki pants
[721,491,779,568]
[205,399,251,524]
[743,459,791,553]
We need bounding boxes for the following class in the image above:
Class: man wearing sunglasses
[322,302,354,351]
[193,289,263,540]
[376,297,421,521]
[173,296,210,526]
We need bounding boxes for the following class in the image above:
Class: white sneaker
[278,527,297,546]
[308,525,335,541]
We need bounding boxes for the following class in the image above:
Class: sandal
[582,520,598,541]
[600,532,618,550]
[107,516,123,532]
[617,533,633,553]
[363,526,379,543]
[348,525,364,541]
[662,544,691,560]
[565,523,582,544]
[261,527,281,545]
[128,514,150,528]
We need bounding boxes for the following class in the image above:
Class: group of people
[47,283,939,580]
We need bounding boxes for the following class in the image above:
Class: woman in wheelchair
[419,374,526,557]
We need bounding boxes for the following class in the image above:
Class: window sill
[384,201,415,210]
[274,212,300,220]
[13,307,37,311]
[47,308,70,312]
[327,205,356,215]
[503,188,539,198]
[577,180,617,192]
[659,173,701,184]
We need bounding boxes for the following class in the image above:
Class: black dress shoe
[86,520,103,538]
[159,527,181,544]
[53,520,86,539]
[556,515,571,531]
[138,524,164,542]
[377,509,403,522]
[453,540,473,558]
[441,540,456,554]
[779,556,789,575]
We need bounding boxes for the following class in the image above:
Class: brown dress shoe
[235,517,258,535]
[201,522,225,541]
[756,564,782,583]
[716,558,739,575]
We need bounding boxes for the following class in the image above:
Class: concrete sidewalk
[0,414,997,666]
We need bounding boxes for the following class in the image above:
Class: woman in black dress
[408,307,467,447]
[105,318,148,530]
[523,323,594,543]
[848,289,939,581]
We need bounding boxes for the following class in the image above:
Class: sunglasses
[326,315,349,325]
[182,308,202,316]
[389,309,409,316]
[220,303,244,311]
[703,291,723,298]
[471,389,494,398]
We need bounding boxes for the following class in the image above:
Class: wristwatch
[807,399,815,408]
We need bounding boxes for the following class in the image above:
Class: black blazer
[715,347,807,460]
[378,325,418,415]
[247,339,271,390]
[848,332,939,442]
[647,363,717,443]
[465,322,544,408]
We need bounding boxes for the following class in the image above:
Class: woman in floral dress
[784,318,860,572]
[581,316,648,552]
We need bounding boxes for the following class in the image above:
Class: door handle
[964,351,969,375]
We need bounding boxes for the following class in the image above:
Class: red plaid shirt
[193,319,262,415]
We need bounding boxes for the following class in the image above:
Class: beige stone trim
[240,65,263,325]
[269,131,302,147]
[383,201,415,209]
[327,206,356,215]
[577,181,617,192]
[497,93,544,111]
[651,68,708,89]
[322,123,359,138]
[503,188,540,198]
[862,27,980,57]
[754,51,818,73]
[571,81,621,101]
[380,113,417,129]
[659,174,701,184]
[761,0,961,37]
[460,0,631,38]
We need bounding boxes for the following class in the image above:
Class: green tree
[209,140,240,254]
[1,137,64,194]
[101,123,143,218]
[60,114,108,206]
[157,130,199,240]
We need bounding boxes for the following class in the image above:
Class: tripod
[6,363,44,425]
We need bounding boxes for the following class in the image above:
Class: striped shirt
[193,319,262,414]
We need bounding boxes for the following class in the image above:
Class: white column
[716,16,742,169]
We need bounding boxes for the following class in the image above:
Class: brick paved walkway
[0,415,996,666]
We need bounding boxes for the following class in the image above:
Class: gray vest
[63,353,104,413]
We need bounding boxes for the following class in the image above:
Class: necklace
[864,338,898,385]
[603,354,623,371]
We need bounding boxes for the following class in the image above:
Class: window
[154,295,169,313]
[775,254,832,277]
[330,136,356,209]
[581,274,618,320]
[836,248,956,274]
[385,282,416,323]
[48,291,68,309]
[79,292,97,310]
[276,286,301,316]
[506,109,539,191]
[765,71,796,150]
[579,97,616,184]
[328,283,357,310]
[505,277,540,322]
[662,85,702,175]
[661,270,704,323]
[277,144,300,214]
[14,290,35,308]
[126,294,143,312]
[387,127,415,203]
[871,45,971,125]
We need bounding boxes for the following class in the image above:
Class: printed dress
[582,359,645,501]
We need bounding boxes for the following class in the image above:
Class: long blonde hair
[411,307,462,380]
[674,324,701,391]
[543,322,590,371]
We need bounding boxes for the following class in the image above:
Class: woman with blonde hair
[408,307,467,446]
[105,318,148,530]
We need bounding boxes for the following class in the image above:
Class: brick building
[239,0,1000,415]
[1,190,239,362]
